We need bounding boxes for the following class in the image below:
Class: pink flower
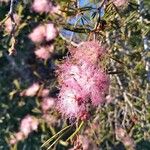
[58,61,109,106]
[32,0,52,13]
[69,41,106,65]
[5,14,20,33]
[106,95,113,104]
[20,83,40,97]
[15,132,24,141]
[10,138,17,145]
[28,24,57,43]
[112,0,128,7]
[57,87,81,118]
[45,23,58,41]
[20,115,39,137]
[28,25,46,43]
[10,132,24,145]
[0,0,9,3]
[90,86,105,106]
[57,87,88,119]
[41,97,55,112]
[10,115,38,145]
[57,41,109,119]
[32,0,60,14]
[34,45,54,60]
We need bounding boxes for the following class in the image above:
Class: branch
[0,0,16,25]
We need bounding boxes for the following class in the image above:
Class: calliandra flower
[4,14,20,33]
[32,0,60,14]
[34,45,54,60]
[69,41,106,65]
[57,86,88,119]
[112,0,128,7]
[105,95,113,104]
[10,115,39,145]
[10,131,25,145]
[58,87,81,118]
[28,23,57,43]
[45,23,58,41]
[57,41,109,119]
[58,61,109,106]
[32,0,52,13]
[20,115,39,137]
[20,83,40,97]
[28,25,46,43]
[41,97,56,112]
[57,61,109,118]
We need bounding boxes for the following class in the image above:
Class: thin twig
[0,0,15,25]
[59,33,79,47]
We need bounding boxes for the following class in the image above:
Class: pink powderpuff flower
[45,23,58,41]
[32,0,61,14]
[28,25,46,43]
[20,83,40,97]
[34,45,54,60]
[29,23,57,43]
[32,0,52,13]
[10,132,24,145]
[69,41,106,65]
[0,0,9,3]
[112,0,128,7]
[106,95,113,104]
[90,86,105,106]
[57,41,109,119]
[57,86,88,119]
[57,87,81,118]
[14,132,24,141]
[20,115,39,137]
[58,61,109,106]
[41,97,55,112]
[4,14,20,33]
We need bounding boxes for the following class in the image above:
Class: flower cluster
[32,0,60,14]
[34,45,54,60]
[57,41,109,120]
[20,83,56,112]
[10,115,39,145]
[41,97,56,113]
[28,23,57,60]
[20,83,40,97]
[29,1,59,60]
[29,23,57,44]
